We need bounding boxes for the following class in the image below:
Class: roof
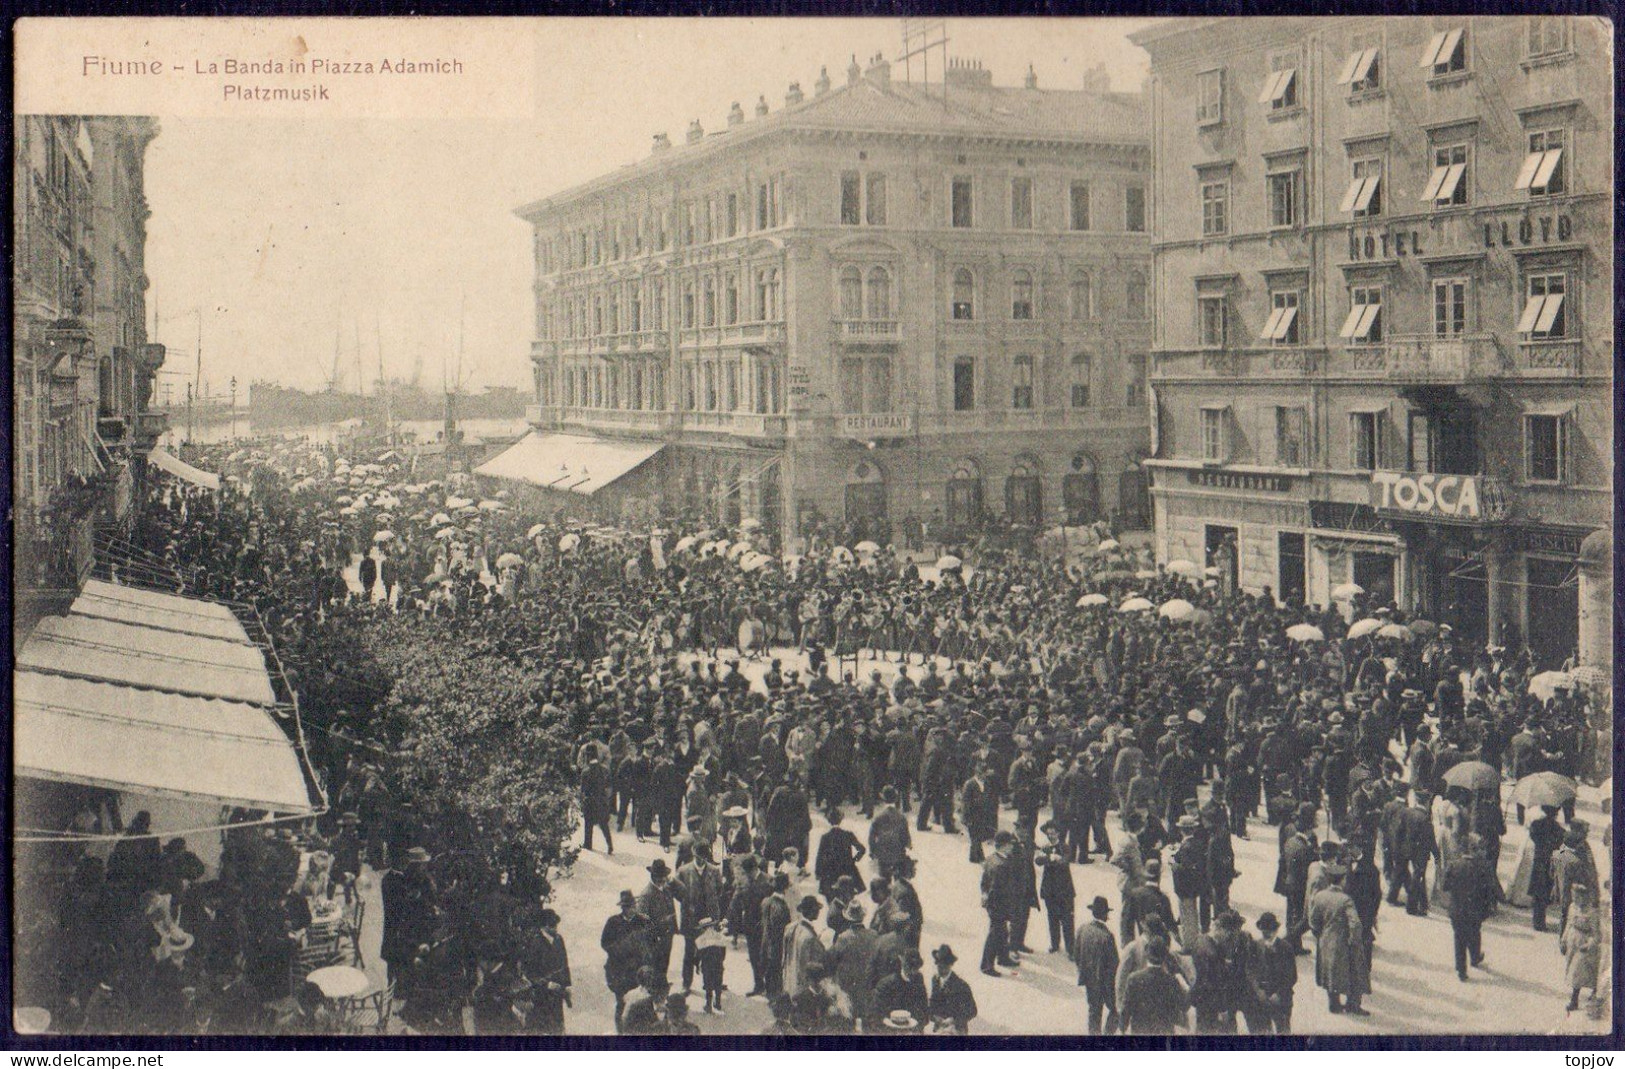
[148,446,220,491]
[73,579,252,645]
[15,671,313,812]
[18,612,277,706]
[475,432,664,496]
[518,75,1147,219]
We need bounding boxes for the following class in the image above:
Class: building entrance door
[1206,524,1239,594]
[1525,556,1579,670]
[1063,473,1100,525]
[1352,551,1397,606]
[1117,468,1149,529]
[1433,545,1488,648]
[1278,531,1306,607]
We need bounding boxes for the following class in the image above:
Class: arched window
[1070,270,1093,321]
[1126,271,1148,320]
[1070,353,1092,408]
[839,266,863,319]
[866,267,892,320]
[1012,269,1034,320]
[952,268,975,320]
[1011,353,1035,409]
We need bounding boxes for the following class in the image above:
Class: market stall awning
[17,613,277,706]
[475,432,664,496]
[148,447,221,491]
[14,671,313,812]
[71,579,253,645]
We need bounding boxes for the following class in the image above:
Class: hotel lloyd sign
[1370,471,1508,523]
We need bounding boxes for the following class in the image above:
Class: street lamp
[230,376,238,440]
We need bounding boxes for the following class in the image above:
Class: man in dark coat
[525,908,571,1035]
[580,756,614,853]
[1275,818,1315,953]
[815,807,867,898]
[962,763,999,864]
[1394,793,1438,916]
[380,847,438,999]
[1120,938,1190,1034]
[765,774,812,867]
[978,831,1022,975]
[600,890,648,1032]
[1035,821,1077,956]
[1243,911,1296,1034]
[867,787,913,879]
[1074,896,1120,1034]
[636,859,681,986]
[758,872,793,996]
[1189,910,1252,1034]
[873,948,929,1030]
[927,944,978,1034]
[1121,857,1177,948]
[1442,836,1498,981]
[1526,805,1563,931]
[648,753,685,849]
[727,856,772,995]
[917,735,958,833]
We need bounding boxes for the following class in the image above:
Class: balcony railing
[1154,337,1507,382]
[134,411,168,441]
[1517,339,1582,375]
[835,320,901,345]
[682,410,787,437]
[1377,333,1503,382]
[558,406,675,434]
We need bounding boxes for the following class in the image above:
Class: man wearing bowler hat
[1074,896,1120,1034]
[979,830,1022,975]
[927,944,977,1034]
[601,890,648,1032]
[1244,911,1296,1034]
[637,858,681,986]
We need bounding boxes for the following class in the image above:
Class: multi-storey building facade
[1132,16,1611,669]
[13,115,163,640]
[509,56,1151,546]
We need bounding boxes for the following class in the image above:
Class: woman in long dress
[1561,884,1600,1012]
[1431,791,1467,912]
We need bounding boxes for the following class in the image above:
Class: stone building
[499,55,1152,548]
[1132,16,1611,669]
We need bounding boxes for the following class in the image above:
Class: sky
[141,17,1157,398]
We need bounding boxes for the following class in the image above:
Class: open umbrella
[1347,617,1383,640]
[558,533,581,553]
[1158,598,1195,620]
[1509,771,1578,809]
[496,552,524,570]
[1204,566,1220,578]
[446,496,473,510]
[673,535,699,553]
[1377,623,1414,641]
[1569,665,1609,688]
[435,526,460,540]
[855,540,880,554]
[1331,582,1364,601]
[527,523,547,539]
[1528,670,1575,702]
[1119,597,1153,613]
[432,512,453,527]
[1096,539,1120,552]
[478,499,506,512]
[373,530,396,544]
[1165,559,1201,578]
[1441,760,1500,792]
[936,554,963,570]
[831,546,855,564]
[1286,623,1325,643]
[1077,593,1109,608]
[726,541,751,560]
[1134,569,1159,580]
[1407,619,1439,637]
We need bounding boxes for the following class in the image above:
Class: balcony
[834,320,901,347]
[682,411,787,439]
[133,411,168,443]
[1341,334,1503,383]
[1517,339,1583,375]
[557,406,674,435]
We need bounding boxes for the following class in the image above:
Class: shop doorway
[1118,467,1150,530]
[1525,557,1579,670]
[1277,531,1306,607]
[945,460,983,533]
[1206,524,1239,595]
[1063,452,1101,525]
[1352,551,1397,606]
[1005,458,1043,528]
[844,459,888,543]
[1434,546,1488,648]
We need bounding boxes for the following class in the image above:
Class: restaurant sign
[841,412,912,437]
[1186,469,1292,493]
[1370,471,1506,522]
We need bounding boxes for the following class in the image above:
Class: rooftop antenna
[898,18,950,106]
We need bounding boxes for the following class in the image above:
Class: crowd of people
[21,432,1612,1035]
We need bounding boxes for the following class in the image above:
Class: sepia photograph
[9,14,1616,1042]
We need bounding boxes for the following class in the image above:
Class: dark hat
[993,830,1015,847]
[538,908,560,927]
[797,894,822,917]
[931,944,957,966]
[647,859,671,878]
[618,889,636,907]
[1256,911,1281,933]
[1087,895,1112,918]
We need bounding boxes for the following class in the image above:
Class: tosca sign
[1370,471,1501,521]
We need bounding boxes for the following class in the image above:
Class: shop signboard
[1370,471,1507,522]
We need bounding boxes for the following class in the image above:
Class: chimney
[686,119,704,143]
[1082,62,1111,93]
[945,56,993,89]
[815,65,831,96]
[864,52,892,90]
[651,132,671,154]
[846,54,861,86]
[1024,63,1038,89]
[755,95,770,118]
[728,101,745,126]
[785,81,803,106]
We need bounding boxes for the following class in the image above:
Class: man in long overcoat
[1307,865,1369,1015]
[1074,896,1120,1034]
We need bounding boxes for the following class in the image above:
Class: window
[1069,271,1093,321]
[865,174,887,225]
[1126,272,1148,320]
[1011,269,1034,320]
[839,358,864,413]
[1199,295,1229,347]
[865,267,892,320]
[1341,287,1383,342]
[1259,66,1299,110]
[867,357,893,413]
[1069,182,1091,231]
[724,273,738,325]
[592,294,604,335]
[629,287,643,332]
[953,358,975,411]
[1260,290,1301,345]
[651,280,665,329]
[1420,27,1466,76]
[1011,177,1034,229]
[1423,144,1470,205]
[840,172,861,225]
[1200,407,1228,462]
[1267,168,1301,228]
[1011,354,1034,410]
[1125,184,1147,232]
[951,175,974,228]
[1524,413,1569,483]
[1518,273,1568,339]
[951,269,975,320]
[1337,38,1382,92]
[1275,406,1307,466]
[1125,354,1146,406]
[702,276,716,327]
[839,267,863,319]
[681,284,695,329]
[1070,353,1092,408]
[1341,158,1383,217]
[754,268,780,320]
[1517,129,1566,195]
[757,184,770,229]
[1433,278,1467,337]
[608,289,620,332]
[1201,181,1229,236]
[1350,410,1385,470]
[1528,17,1571,58]
[726,193,738,237]
[1197,69,1224,124]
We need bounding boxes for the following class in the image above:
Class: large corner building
[503,56,1153,547]
[1131,17,1612,670]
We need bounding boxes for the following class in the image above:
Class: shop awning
[148,447,221,491]
[71,579,253,645]
[475,432,664,496]
[15,671,313,813]
[17,613,277,706]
